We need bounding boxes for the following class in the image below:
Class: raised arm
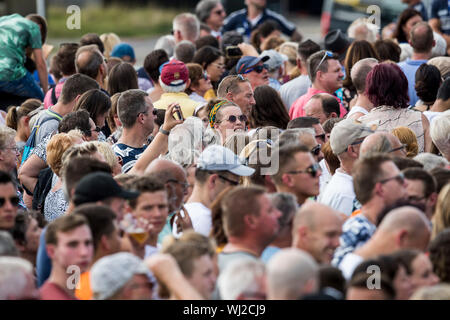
[33,48,48,94]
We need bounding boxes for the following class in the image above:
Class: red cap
[160,59,189,86]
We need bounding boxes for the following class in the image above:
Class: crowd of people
[0,0,449,300]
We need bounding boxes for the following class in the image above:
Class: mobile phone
[174,105,184,120]
[225,46,243,59]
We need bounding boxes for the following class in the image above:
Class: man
[172,13,201,44]
[287,116,327,146]
[217,74,256,119]
[429,0,450,54]
[280,39,321,110]
[195,0,227,39]
[75,44,108,91]
[266,248,319,300]
[360,131,407,158]
[235,55,270,90]
[125,176,169,259]
[0,172,20,231]
[292,202,343,265]
[289,50,347,119]
[0,257,40,300]
[113,89,156,173]
[403,167,438,219]
[271,144,321,206]
[332,154,408,268]
[72,204,122,300]
[346,272,395,300]
[398,22,435,106]
[259,49,287,90]
[0,14,48,100]
[222,0,302,42]
[28,73,99,146]
[304,93,341,124]
[145,159,189,243]
[277,128,324,163]
[319,119,375,216]
[173,41,196,64]
[177,145,254,238]
[40,214,93,300]
[339,206,430,279]
[218,186,281,273]
[153,60,200,117]
[346,58,379,120]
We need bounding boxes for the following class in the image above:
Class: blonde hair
[100,33,121,58]
[46,133,81,176]
[410,283,450,300]
[91,141,118,170]
[431,183,450,240]
[391,126,419,158]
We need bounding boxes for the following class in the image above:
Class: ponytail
[5,106,19,130]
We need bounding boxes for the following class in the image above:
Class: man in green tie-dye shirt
[0,14,48,100]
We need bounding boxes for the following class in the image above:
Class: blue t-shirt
[398,59,427,107]
[412,2,429,21]
[112,143,148,173]
[36,226,52,287]
[222,8,296,40]
[431,0,450,34]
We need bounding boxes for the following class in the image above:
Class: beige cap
[330,118,376,155]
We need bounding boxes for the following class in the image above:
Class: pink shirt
[289,87,347,119]
[43,79,66,109]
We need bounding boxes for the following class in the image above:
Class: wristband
[159,126,170,136]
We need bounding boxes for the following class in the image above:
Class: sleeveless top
[359,105,424,152]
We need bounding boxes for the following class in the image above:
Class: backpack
[21,109,62,165]
[32,167,54,214]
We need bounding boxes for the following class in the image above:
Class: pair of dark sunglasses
[223,114,247,123]
[311,144,322,156]
[202,71,208,80]
[244,64,267,74]
[287,162,321,178]
[0,196,20,207]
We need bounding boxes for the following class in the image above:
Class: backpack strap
[50,86,58,105]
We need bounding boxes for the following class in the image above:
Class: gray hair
[0,257,34,299]
[350,58,379,93]
[268,192,297,229]
[195,0,220,23]
[218,258,266,300]
[413,152,449,171]
[0,126,16,149]
[75,44,104,79]
[359,132,392,159]
[276,128,315,148]
[0,231,19,257]
[430,110,450,158]
[154,35,176,57]
[347,18,379,43]
[266,248,319,300]
[173,13,200,43]
[117,89,149,128]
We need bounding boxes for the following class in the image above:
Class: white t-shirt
[319,159,332,195]
[423,111,442,125]
[173,202,212,237]
[346,106,368,119]
[339,253,364,280]
[319,168,356,216]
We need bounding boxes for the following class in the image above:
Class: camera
[174,105,184,121]
[225,46,243,59]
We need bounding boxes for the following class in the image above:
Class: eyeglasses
[224,75,246,93]
[287,162,321,178]
[244,64,267,74]
[213,9,225,15]
[315,134,326,142]
[315,51,334,74]
[0,196,20,207]
[167,179,190,191]
[379,172,405,185]
[138,109,157,117]
[91,126,101,133]
[389,144,407,154]
[218,175,239,186]
[310,144,322,156]
[3,146,19,153]
[221,114,247,123]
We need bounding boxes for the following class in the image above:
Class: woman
[185,63,212,105]
[207,99,247,144]
[392,249,440,294]
[160,231,217,300]
[100,32,121,58]
[431,183,450,240]
[106,62,139,96]
[250,85,290,129]
[277,42,300,83]
[343,40,380,108]
[91,141,122,176]
[192,45,224,93]
[143,49,169,103]
[74,89,112,141]
[413,64,442,111]
[43,131,84,222]
[5,99,42,164]
[391,126,419,158]
[106,93,122,144]
[359,63,431,153]
[392,9,423,44]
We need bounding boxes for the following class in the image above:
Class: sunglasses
[315,133,326,142]
[218,175,239,186]
[0,196,20,207]
[287,162,320,178]
[91,126,101,133]
[222,114,247,123]
[379,172,405,185]
[315,51,334,74]
[244,64,267,74]
[310,144,322,156]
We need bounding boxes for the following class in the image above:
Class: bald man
[75,45,108,90]
[339,206,430,279]
[360,131,407,158]
[266,248,319,300]
[292,202,343,264]
[146,159,188,243]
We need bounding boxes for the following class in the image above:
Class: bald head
[75,45,105,80]
[350,58,378,94]
[267,248,319,300]
[377,206,430,251]
[360,132,404,158]
[292,202,343,264]
[410,22,434,54]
